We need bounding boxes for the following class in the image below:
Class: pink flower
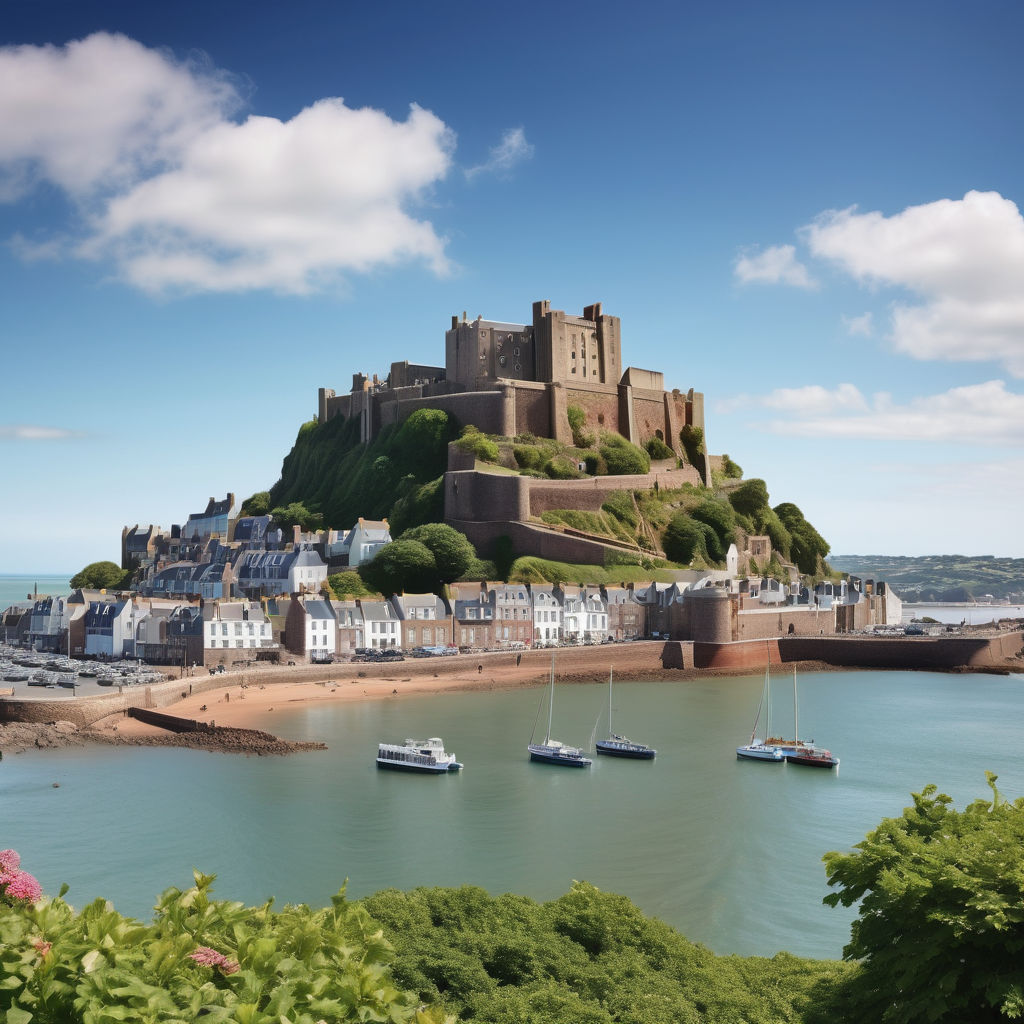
[189,946,239,975]
[0,850,20,872]
[1,870,43,902]
[32,938,52,957]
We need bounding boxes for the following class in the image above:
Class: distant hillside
[830,554,1024,603]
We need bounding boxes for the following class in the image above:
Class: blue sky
[3,0,1023,573]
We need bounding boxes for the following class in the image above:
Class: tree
[690,498,737,557]
[663,513,713,565]
[270,501,323,533]
[823,774,1024,1024]
[239,491,271,516]
[774,502,830,575]
[400,524,476,583]
[327,571,376,598]
[727,478,769,517]
[358,539,437,596]
[70,560,131,590]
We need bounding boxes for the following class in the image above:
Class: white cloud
[465,127,534,180]
[733,244,815,288]
[0,425,82,440]
[805,191,1024,376]
[842,312,873,336]
[0,33,238,197]
[0,34,456,294]
[725,379,1024,444]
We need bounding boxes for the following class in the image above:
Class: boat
[736,665,784,762]
[528,655,592,767]
[57,675,77,689]
[77,668,98,677]
[376,737,463,773]
[768,668,840,769]
[594,667,655,759]
[96,676,116,687]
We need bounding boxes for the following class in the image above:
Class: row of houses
[1,572,901,668]
[124,493,393,601]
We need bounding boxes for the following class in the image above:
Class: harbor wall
[2,633,1020,727]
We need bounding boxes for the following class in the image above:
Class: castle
[318,299,709,479]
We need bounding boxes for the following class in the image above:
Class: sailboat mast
[608,666,613,734]
[793,666,799,744]
[546,653,554,744]
[765,665,771,738]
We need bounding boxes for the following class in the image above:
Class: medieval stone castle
[317,298,713,564]
[318,299,708,473]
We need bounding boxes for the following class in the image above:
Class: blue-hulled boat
[528,655,592,767]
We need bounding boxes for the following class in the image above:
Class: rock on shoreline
[1,721,326,757]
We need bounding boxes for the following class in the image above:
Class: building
[317,300,708,481]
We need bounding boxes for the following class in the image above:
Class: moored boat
[736,665,783,763]
[376,738,463,773]
[594,667,655,759]
[767,668,840,769]
[528,655,592,767]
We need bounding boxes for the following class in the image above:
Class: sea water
[3,668,1022,960]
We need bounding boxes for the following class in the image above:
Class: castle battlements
[318,299,708,477]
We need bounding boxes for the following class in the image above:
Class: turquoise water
[4,669,1023,960]
[0,574,70,608]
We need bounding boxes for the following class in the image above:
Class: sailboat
[768,668,840,769]
[595,667,656,759]
[736,665,784,762]
[528,654,592,767]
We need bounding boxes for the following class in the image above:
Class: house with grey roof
[358,599,401,649]
[235,547,327,597]
[344,518,392,566]
[203,600,275,665]
[391,593,453,650]
[562,588,609,643]
[184,493,236,541]
[284,596,337,662]
[84,600,134,658]
[330,600,364,656]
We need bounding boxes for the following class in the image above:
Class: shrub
[583,451,607,475]
[566,405,595,448]
[662,514,710,565]
[544,455,584,479]
[512,444,544,470]
[679,425,705,467]
[599,434,651,475]
[721,453,743,478]
[455,425,500,462]
[646,436,674,460]
[727,478,770,517]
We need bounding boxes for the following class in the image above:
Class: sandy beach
[92,643,705,739]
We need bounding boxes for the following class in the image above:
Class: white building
[345,518,392,566]
[562,590,609,642]
[360,599,401,649]
[532,587,563,644]
[204,601,273,656]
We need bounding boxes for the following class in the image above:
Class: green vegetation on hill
[258,408,460,535]
[828,554,1024,603]
[255,412,829,581]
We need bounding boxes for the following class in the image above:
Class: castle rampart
[317,299,708,478]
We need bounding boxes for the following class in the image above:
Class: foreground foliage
[823,773,1024,1024]
[0,864,447,1024]
[361,882,852,1024]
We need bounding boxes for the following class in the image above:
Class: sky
[2,0,1023,574]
